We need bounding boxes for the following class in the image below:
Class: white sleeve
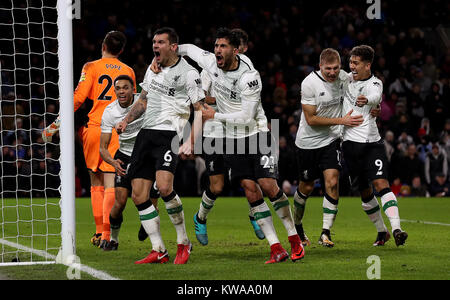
[186,69,205,104]
[366,80,383,106]
[214,71,261,122]
[200,70,212,94]
[300,79,316,106]
[214,99,259,123]
[178,44,215,70]
[100,109,114,134]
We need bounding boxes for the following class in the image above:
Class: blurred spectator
[398,144,424,185]
[425,143,448,185]
[388,70,412,97]
[384,130,395,162]
[425,82,447,133]
[390,177,402,196]
[399,185,411,197]
[416,134,432,163]
[278,136,298,185]
[396,131,414,155]
[410,175,429,197]
[430,173,450,197]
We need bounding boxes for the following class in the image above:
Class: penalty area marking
[0,238,120,280]
[400,219,450,227]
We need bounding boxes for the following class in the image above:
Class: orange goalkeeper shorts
[78,125,119,173]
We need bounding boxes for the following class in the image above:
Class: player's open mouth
[154,51,161,60]
[216,55,223,64]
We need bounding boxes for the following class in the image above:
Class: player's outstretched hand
[202,103,216,121]
[42,116,61,142]
[342,109,363,127]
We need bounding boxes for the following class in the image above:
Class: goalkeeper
[99,75,159,250]
[42,31,136,249]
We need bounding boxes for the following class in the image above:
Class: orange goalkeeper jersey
[74,57,136,126]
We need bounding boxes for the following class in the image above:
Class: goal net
[0,0,75,266]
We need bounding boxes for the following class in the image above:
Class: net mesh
[0,0,61,263]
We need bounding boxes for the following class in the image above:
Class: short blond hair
[320,48,341,64]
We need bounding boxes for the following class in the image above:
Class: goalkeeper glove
[42,116,60,142]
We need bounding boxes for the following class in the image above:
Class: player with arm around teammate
[99,75,159,251]
[341,45,408,246]
[116,27,205,264]
[180,28,304,264]
[293,48,364,248]
[178,28,266,245]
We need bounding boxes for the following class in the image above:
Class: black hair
[114,74,134,87]
[103,31,126,56]
[350,45,375,64]
[216,27,240,49]
[154,27,179,44]
[231,28,248,46]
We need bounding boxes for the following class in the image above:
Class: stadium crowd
[1,0,449,198]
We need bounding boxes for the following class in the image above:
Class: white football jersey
[201,70,224,138]
[101,95,144,157]
[200,53,255,139]
[140,57,205,137]
[179,44,268,139]
[342,74,383,143]
[295,70,349,149]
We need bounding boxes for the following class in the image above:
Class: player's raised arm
[178,44,215,70]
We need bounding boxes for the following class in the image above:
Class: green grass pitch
[1,196,449,280]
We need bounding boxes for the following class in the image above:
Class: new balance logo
[319,92,325,96]
[247,80,259,88]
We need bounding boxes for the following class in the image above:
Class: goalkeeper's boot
[98,239,109,249]
[318,230,334,248]
[249,216,265,240]
[90,233,102,247]
[295,223,311,247]
[265,243,289,264]
[174,242,193,265]
[102,240,119,251]
[41,117,60,142]
[135,249,169,264]
[373,231,390,247]
[288,234,305,262]
[393,229,408,246]
[138,224,148,241]
[194,213,208,245]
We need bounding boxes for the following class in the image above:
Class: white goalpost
[0,0,76,266]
